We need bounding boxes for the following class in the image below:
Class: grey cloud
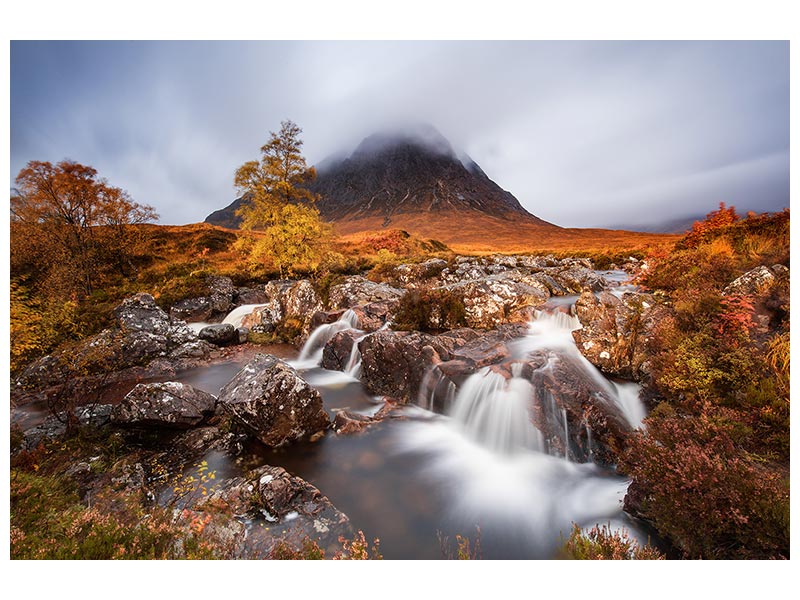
[10,41,789,228]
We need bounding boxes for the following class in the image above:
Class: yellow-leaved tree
[234,120,330,277]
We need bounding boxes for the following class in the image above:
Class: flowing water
[14,300,653,558]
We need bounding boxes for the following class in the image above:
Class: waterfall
[221,304,268,328]
[611,381,647,430]
[448,369,544,454]
[514,309,647,431]
[295,309,361,367]
[344,334,366,379]
[417,366,444,412]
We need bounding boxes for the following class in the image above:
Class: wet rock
[528,272,569,296]
[441,273,549,328]
[352,301,396,331]
[167,321,200,347]
[197,465,353,558]
[552,265,604,293]
[120,331,169,365]
[169,340,216,360]
[328,276,404,309]
[207,275,236,314]
[525,352,633,466]
[217,354,330,447]
[242,284,286,333]
[446,323,529,368]
[722,265,777,296]
[20,404,113,451]
[321,329,362,371]
[244,280,322,335]
[113,293,172,336]
[235,286,269,305]
[572,290,661,380]
[284,280,324,330]
[311,301,394,333]
[332,409,374,435]
[111,382,217,429]
[199,323,240,347]
[394,258,448,286]
[169,297,213,322]
[359,330,443,400]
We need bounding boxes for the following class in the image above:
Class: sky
[10,40,790,228]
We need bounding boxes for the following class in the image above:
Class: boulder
[311,301,394,334]
[217,354,330,447]
[394,258,448,286]
[332,409,375,435]
[207,275,236,314]
[328,276,404,309]
[196,465,353,558]
[440,273,549,328]
[20,404,113,451]
[235,286,269,305]
[243,280,322,335]
[120,331,169,365]
[169,297,213,322]
[199,323,240,347]
[722,265,776,297]
[551,265,604,293]
[525,350,634,466]
[113,293,171,336]
[358,330,466,400]
[572,290,661,380]
[111,382,217,429]
[166,321,199,346]
[439,260,489,285]
[169,340,216,360]
[321,329,363,371]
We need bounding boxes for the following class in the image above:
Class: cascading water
[293,309,360,368]
[449,369,544,454]
[344,334,366,379]
[342,322,390,379]
[511,309,646,430]
[393,308,648,556]
[221,304,269,328]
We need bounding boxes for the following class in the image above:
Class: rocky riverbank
[10,252,675,558]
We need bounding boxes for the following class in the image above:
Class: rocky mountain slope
[205,124,556,235]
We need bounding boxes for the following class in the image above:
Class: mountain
[205,124,556,235]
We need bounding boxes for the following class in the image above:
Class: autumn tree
[11,160,158,297]
[233,120,330,276]
[10,160,157,371]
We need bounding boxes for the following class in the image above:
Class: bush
[393,288,467,332]
[620,406,789,559]
[560,523,664,560]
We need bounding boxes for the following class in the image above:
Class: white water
[293,309,361,369]
[221,304,269,328]
[449,369,544,454]
[344,334,367,379]
[510,310,646,430]
[612,381,647,430]
[393,308,649,553]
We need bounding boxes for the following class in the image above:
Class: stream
[13,270,657,559]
